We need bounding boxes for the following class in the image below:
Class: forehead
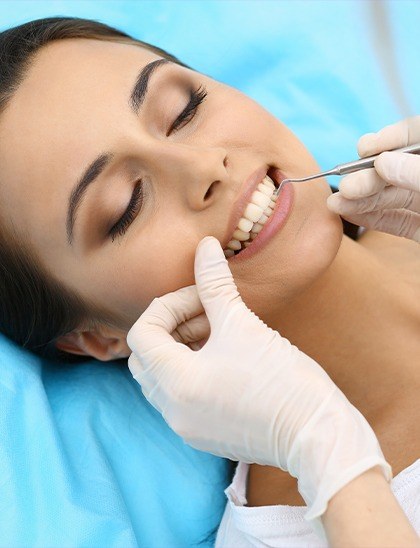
[1,38,158,154]
[0,39,159,253]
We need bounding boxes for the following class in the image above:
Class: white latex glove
[326,116,420,242]
[127,236,391,532]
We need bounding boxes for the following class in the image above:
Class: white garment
[215,459,420,547]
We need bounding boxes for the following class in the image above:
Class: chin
[231,178,343,322]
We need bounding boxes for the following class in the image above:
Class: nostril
[204,181,218,200]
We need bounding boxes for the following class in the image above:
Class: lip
[228,168,295,262]
[222,164,269,252]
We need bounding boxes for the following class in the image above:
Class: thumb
[194,236,246,325]
[126,286,202,411]
[374,151,420,193]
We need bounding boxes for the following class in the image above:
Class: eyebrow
[66,58,171,245]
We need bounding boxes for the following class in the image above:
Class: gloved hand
[326,116,420,243]
[126,236,392,531]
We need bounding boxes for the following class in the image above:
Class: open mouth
[223,167,280,258]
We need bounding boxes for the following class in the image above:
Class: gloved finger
[337,168,386,199]
[171,312,210,347]
[126,285,201,354]
[374,151,420,194]
[327,185,419,216]
[339,209,420,243]
[194,236,247,326]
[332,152,420,201]
[127,289,201,404]
[127,351,183,416]
[127,352,162,406]
[357,116,420,157]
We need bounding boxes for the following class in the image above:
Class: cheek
[112,229,197,324]
[146,244,196,296]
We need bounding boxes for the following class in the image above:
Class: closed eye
[167,84,207,135]
[108,181,143,242]
[109,84,208,241]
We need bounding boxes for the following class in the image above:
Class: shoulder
[218,459,420,543]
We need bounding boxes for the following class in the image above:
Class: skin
[0,38,419,510]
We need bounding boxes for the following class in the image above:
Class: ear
[55,326,131,361]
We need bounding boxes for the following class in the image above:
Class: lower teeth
[233,212,273,255]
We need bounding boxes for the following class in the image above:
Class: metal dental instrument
[274,142,420,196]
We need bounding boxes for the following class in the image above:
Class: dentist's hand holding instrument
[126,236,396,541]
[326,117,420,242]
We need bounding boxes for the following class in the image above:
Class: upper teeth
[224,175,278,257]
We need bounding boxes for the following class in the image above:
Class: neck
[272,235,419,424]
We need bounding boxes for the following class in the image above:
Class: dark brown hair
[0,16,190,360]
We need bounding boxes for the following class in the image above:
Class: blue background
[0,1,419,546]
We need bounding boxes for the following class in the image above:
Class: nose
[154,143,228,210]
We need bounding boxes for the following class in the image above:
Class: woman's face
[0,38,342,355]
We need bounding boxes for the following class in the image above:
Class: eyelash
[168,84,208,134]
[109,181,143,242]
[108,84,208,242]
